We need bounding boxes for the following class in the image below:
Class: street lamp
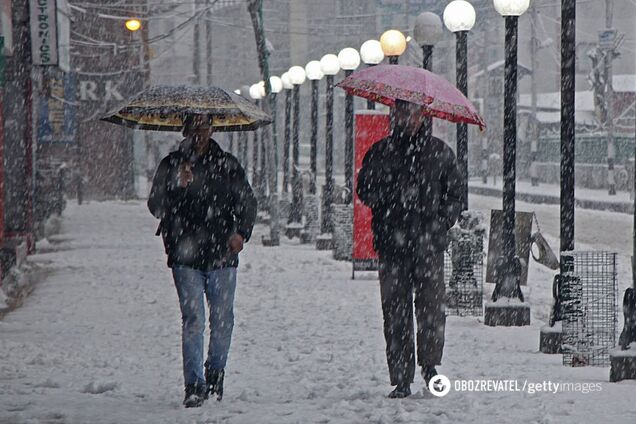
[338,48,360,203]
[540,0,576,354]
[360,40,384,109]
[125,19,142,32]
[305,61,324,196]
[227,88,241,157]
[380,29,407,64]
[281,72,293,198]
[414,12,443,70]
[288,65,306,226]
[249,83,262,198]
[414,11,443,174]
[239,85,251,170]
[444,1,476,212]
[269,76,283,199]
[485,0,531,327]
[258,81,268,202]
[320,54,340,238]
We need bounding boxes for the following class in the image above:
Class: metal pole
[271,93,278,193]
[240,131,248,170]
[503,16,519,264]
[422,45,433,148]
[228,132,235,156]
[388,56,399,129]
[193,0,201,84]
[560,0,576,267]
[310,79,319,195]
[0,36,4,242]
[206,9,213,86]
[344,69,354,203]
[366,64,376,110]
[252,100,259,188]
[289,85,303,223]
[605,0,616,196]
[260,123,267,202]
[481,28,490,185]
[422,44,433,70]
[322,74,335,234]
[530,2,540,187]
[456,31,469,211]
[283,89,292,194]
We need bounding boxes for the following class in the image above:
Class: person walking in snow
[356,100,462,398]
[148,114,257,407]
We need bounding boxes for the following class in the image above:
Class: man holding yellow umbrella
[104,86,269,407]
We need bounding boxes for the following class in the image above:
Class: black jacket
[147,139,257,271]
[356,129,462,257]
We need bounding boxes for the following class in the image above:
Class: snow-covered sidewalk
[1,199,635,424]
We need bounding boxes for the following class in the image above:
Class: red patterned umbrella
[336,64,486,130]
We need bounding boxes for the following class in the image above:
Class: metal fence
[444,233,485,317]
[561,251,618,367]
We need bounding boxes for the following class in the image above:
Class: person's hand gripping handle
[178,162,194,188]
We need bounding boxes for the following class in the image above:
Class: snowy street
[1,195,635,424]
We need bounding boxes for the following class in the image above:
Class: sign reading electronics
[30,0,59,66]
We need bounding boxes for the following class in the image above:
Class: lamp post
[258,81,268,203]
[288,65,306,226]
[414,11,443,167]
[380,29,407,65]
[281,73,293,197]
[414,12,443,71]
[444,1,476,212]
[560,0,576,272]
[269,76,283,197]
[319,54,340,238]
[338,48,361,203]
[228,89,242,157]
[249,83,262,196]
[239,85,251,170]
[305,61,324,195]
[485,0,531,327]
[540,0,575,354]
[360,40,384,110]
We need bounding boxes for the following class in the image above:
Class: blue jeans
[172,266,237,386]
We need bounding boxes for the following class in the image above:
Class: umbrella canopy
[101,85,271,132]
[336,64,485,129]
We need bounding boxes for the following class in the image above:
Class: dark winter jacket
[356,128,462,257]
[147,139,257,271]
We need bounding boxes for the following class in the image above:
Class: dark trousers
[378,251,446,386]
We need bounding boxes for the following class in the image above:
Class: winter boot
[421,365,438,389]
[183,383,207,408]
[205,368,225,401]
[388,382,411,399]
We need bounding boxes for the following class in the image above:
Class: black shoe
[183,383,207,408]
[421,365,438,388]
[388,383,411,399]
[205,368,225,401]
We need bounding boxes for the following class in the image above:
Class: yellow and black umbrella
[101,85,271,132]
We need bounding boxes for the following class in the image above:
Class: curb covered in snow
[469,185,634,215]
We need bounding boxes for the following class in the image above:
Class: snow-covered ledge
[484,297,531,327]
[610,344,636,382]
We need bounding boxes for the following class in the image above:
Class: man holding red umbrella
[357,99,463,398]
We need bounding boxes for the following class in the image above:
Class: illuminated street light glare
[125,19,142,32]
